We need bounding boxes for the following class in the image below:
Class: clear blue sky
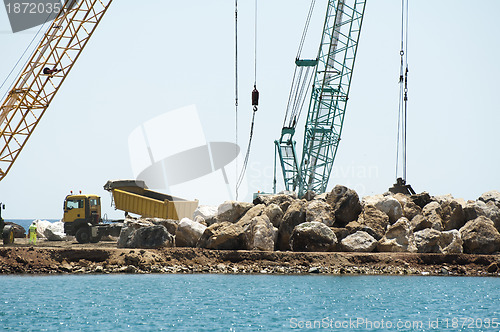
[1,0,499,219]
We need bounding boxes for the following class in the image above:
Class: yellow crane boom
[0,0,112,181]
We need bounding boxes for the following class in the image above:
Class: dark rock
[345,221,380,241]
[487,262,498,273]
[5,222,25,238]
[439,199,466,231]
[264,204,283,228]
[460,216,500,254]
[290,222,337,252]
[414,228,441,253]
[124,225,174,249]
[301,190,316,201]
[149,219,179,236]
[277,200,306,250]
[330,227,349,242]
[253,194,296,214]
[478,190,500,208]
[326,185,362,227]
[410,192,432,209]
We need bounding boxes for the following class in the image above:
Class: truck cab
[63,194,101,243]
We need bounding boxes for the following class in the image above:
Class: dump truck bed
[104,180,198,220]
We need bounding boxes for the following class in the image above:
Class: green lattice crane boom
[275,0,366,197]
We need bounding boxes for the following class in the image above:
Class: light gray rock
[246,215,276,251]
[217,201,254,223]
[290,222,337,252]
[43,221,67,241]
[414,228,442,253]
[439,229,463,254]
[175,218,207,247]
[340,231,377,252]
[422,202,443,229]
[363,195,403,224]
[305,199,335,226]
[193,205,218,220]
[377,217,415,252]
[460,216,500,254]
[326,185,362,227]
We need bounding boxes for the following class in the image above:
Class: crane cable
[236,0,259,195]
[235,0,239,199]
[395,0,409,181]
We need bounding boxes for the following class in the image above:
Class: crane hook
[252,84,259,112]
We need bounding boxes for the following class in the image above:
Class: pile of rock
[118,186,500,255]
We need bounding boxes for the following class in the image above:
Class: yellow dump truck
[62,180,198,244]
[103,180,198,220]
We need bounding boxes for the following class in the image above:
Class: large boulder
[175,218,207,247]
[439,229,463,254]
[377,217,415,252]
[305,199,335,226]
[217,201,254,223]
[253,193,296,214]
[413,228,442,253]
[290,222,337,252]
[356,205,389,240]
[363,195,403,224]
[5,222,26,238]
[345,221,380,241]
[410,214,432,232]
[43,221,67,241]
[193,205,218,225]
[237,204,266,225]
[326,185,362,227]
[422,202,443,231]
[264,204,283,228]
[410,192,432,209]
[197,222,247,250]
[340,231,377,252]
[148,218,179,236]
[277,200,306,250]
[122,225,174,249]
[459,216,500,254]
[245,215,276,251]
[439,199,466,231]
[464,200,500,232]
[478,190,500,208]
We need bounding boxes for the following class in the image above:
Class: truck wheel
[90,234,102,243]
[75,227,91,244]
[2,225,14,244]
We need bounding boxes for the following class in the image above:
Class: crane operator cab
[62,194,102,243]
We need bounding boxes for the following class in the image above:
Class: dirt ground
[1,237,499,276]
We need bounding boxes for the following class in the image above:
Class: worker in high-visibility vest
[28,222,37,245]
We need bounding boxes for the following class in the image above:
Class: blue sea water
[0,274,498,331]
